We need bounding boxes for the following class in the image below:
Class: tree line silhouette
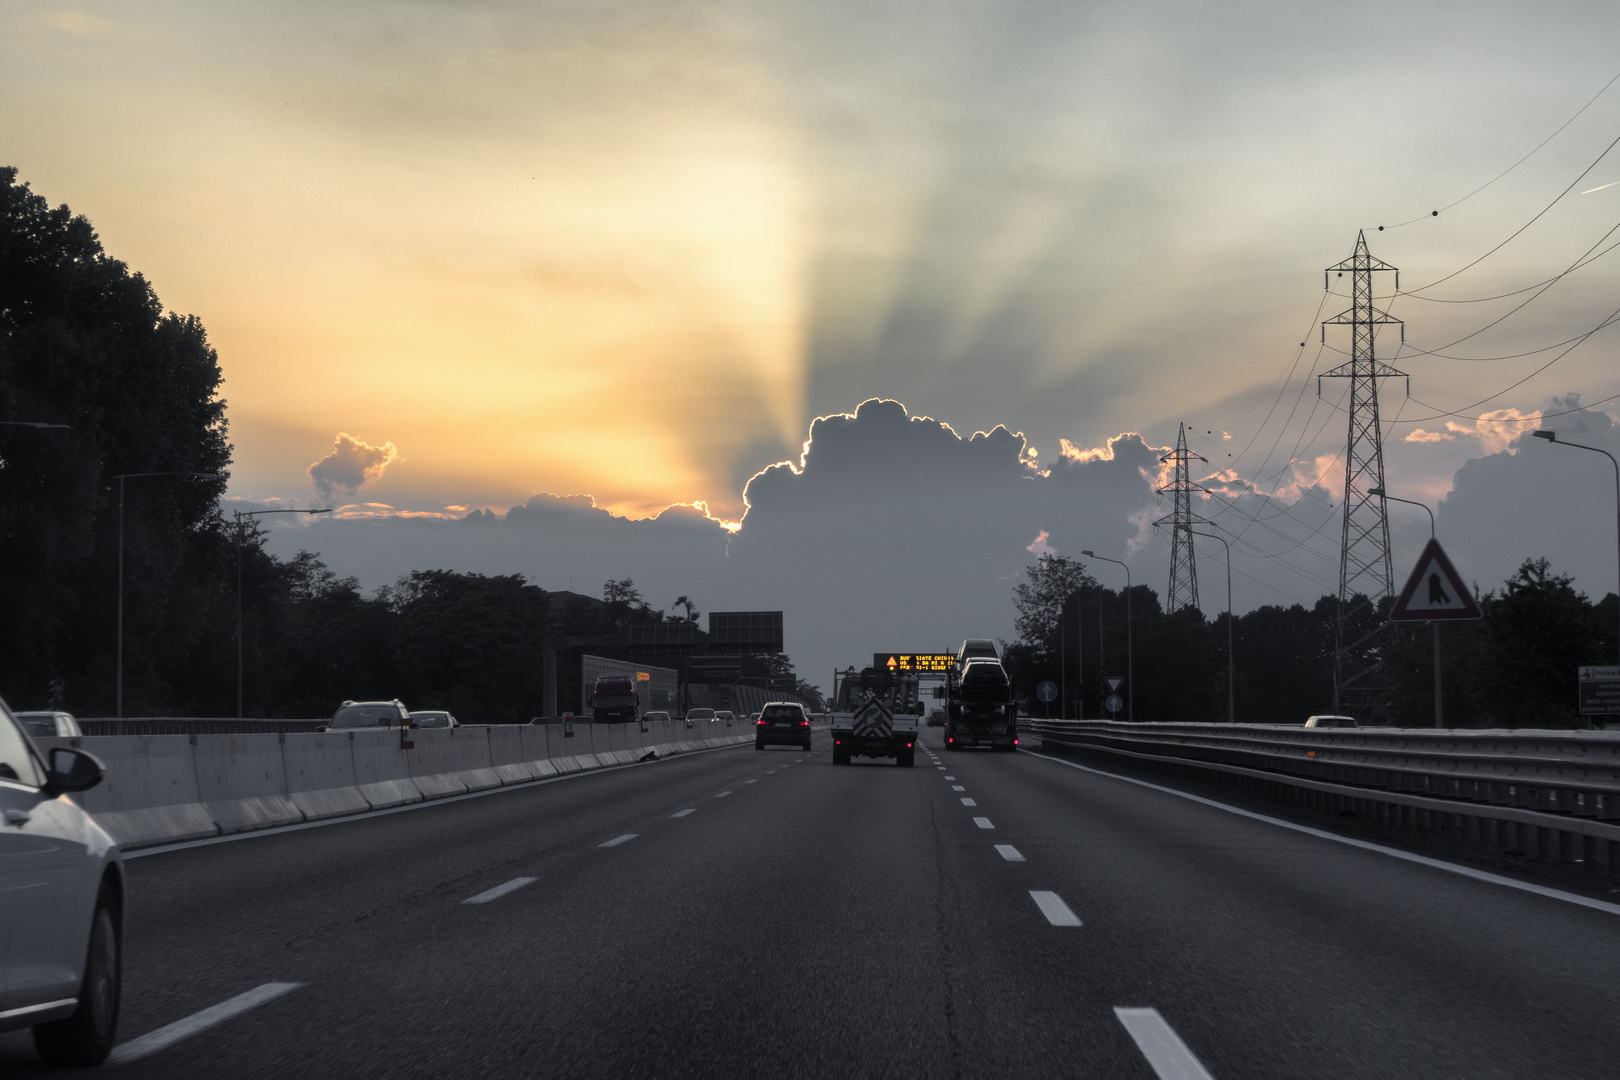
[1003,553,1617,728]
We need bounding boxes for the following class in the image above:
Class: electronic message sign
[873,653,956,673]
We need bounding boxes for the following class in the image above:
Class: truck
[829,665,920,767]
[589,675,639,723]
[945,657,1018,751]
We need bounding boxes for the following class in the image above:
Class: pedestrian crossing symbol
[1390,538,1481,622]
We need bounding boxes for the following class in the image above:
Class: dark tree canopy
[0,166,231,713]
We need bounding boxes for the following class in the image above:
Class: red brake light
[757,718,767,725]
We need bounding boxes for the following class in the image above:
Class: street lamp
[1081,550,1133,722]
[115,472,224,717]
[234,508,334,717]
[1531,430,1620,670]
[1172,525,1234,724]
[1369,487,1445,728]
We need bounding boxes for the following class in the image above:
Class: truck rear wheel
[833,747,850,765]
[897,748,914,767]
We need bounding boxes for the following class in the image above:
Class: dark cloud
[266,395,1616,690]
[1437,399,1620,600]
[308,433,399,498]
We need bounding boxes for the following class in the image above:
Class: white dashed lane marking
[715,791,732,798]
[1030,890,1082,927]
[995,845,1025,862]
[599,834,638,848]
[1114,1008,1216,1079]
[108,983,305,1065]
[671,809,695,818]
[974,817,995,829]
[745,779,758,784]
[463,877,537,904]
[951,785,966,791]
[961,798,977,807]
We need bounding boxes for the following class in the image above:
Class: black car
[755,702,812,750]
[925,709,945,728]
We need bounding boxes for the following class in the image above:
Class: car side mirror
[44,746,104,796]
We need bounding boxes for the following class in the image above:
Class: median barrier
[193,733,303,834]
[52,712,761,850]
[349,729,423,809]
[282,732,370,820]
[58,734,217,848]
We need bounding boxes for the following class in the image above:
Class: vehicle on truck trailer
[829,665,920,767]
[946,657,1018,751]
[590,675,639,723]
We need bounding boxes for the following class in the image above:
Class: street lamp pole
[115,471,223,718]
[1369,487,1442,727]
[234,508,334,717]
[1533,431,1620,670]
[1082,550,1132,722]
[1186,528,1234,724]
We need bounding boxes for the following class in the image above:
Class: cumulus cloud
[308,433,399,498]
[1405,428,1455,443]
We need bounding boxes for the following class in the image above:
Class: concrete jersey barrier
[39,718,761,849]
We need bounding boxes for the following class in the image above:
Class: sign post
[1103,677,1124,720]
[1579,666,1620,719]
[1035,680,1057,719]
[1390,538,1482,728]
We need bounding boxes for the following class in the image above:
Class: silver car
[1,696,123,1065]
[14,711,84,739]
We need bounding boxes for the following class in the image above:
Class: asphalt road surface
[4,729,1618,1078]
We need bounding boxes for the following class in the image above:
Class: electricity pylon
[1156,422,1208,613]
[1319,230,1407,717]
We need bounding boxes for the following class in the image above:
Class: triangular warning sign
[1390,538,1481,621]
[886,656,897,670]
[1105,677,1123,692]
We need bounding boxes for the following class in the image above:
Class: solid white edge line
[599,834,637,847]
[671,809,696,818]
[1029,890,1082,926]
[1021,748,1620,919]
[995,844,1025,862]
[125,740,753,859]
[462,876,538,904]
[1114,1007,1215,1080]
[108,982,304,1064]
[973,817,995,829]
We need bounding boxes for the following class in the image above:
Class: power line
[1380,65,1620,231]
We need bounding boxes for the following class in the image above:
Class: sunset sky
[7,1,1620,671]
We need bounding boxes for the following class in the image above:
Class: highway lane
[3,725,1617,1077]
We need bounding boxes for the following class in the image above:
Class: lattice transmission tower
[1155,422,1208,613]
[1319,230,1407,717]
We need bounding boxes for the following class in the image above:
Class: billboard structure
[708,611,784,654]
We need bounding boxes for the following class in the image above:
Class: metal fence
[78,718,328,736]
[1029,719,1620,878]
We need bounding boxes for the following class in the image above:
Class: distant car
[410,710,459,729]
[715,710,736,725]
[756,701,812,750]
[1304,715,1358,729]
[15,711,83,739]
[686,708,717,723]
[0,695,124,1066]
[926,709,946,728]
[325,700,410,731]
[643,711,671,723]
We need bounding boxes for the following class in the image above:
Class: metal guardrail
[1029,720,1620,874]
[78,718,329,736]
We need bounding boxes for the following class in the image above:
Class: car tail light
[947,737,954,744]
[757,718,767,725]
[1014,738,1020,746]
[906,742,913,748]
[798,719,809,726]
